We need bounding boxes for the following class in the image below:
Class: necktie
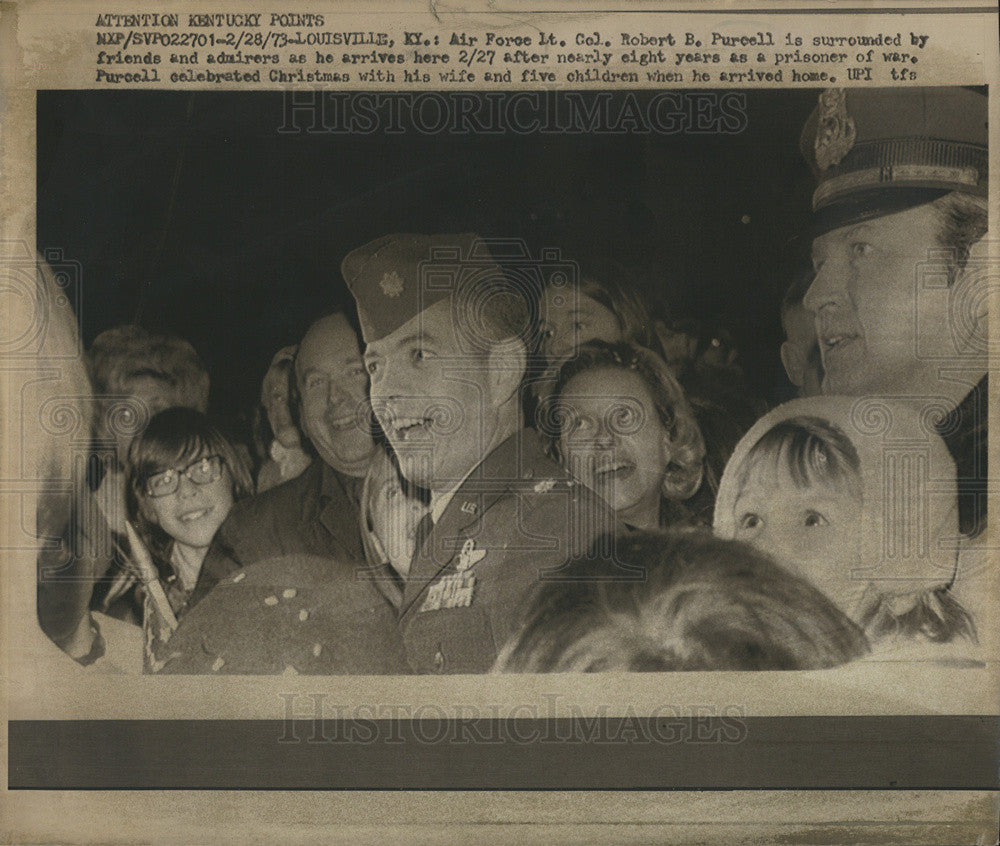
[412,512,434,557]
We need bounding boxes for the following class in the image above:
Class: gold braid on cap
[814,88,857,171]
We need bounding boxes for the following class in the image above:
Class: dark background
[36,90,818,426]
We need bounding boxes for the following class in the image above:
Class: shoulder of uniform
[512,436,576,488]
[526,475,574,495]
[514,473,603,523]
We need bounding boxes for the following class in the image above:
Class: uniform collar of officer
[428,427,546,524]
[430,469,476,525]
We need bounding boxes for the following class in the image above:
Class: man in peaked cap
[799,87,991,644]
[343,233,621,673]
[800,86,989,540]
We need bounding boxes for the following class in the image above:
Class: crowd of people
[35,86,989,675]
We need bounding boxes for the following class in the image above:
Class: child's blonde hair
[860,587,976,645]
[736,415,862,503]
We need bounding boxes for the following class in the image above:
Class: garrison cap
[801,87,988,235]
[342,233,508,345]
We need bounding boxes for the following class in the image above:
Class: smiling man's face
[804,202,953,398]
[364,299,502,493]
[295,313,376,477]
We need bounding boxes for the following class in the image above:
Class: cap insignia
[814,88,857,171]
[379,270,404,298]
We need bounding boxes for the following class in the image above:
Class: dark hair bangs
[132,431,211,486]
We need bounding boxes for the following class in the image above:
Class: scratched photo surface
[2,3,997,841]
[26,87,991,680]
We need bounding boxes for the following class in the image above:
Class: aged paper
[2,0,997,842]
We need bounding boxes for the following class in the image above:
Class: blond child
[714,396,978,663]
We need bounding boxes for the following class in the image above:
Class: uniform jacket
[386,428,621,674]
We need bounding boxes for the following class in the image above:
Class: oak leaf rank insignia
[379,270,404,298]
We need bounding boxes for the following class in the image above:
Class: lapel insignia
[419,538,484,612]
[460,500,478,515]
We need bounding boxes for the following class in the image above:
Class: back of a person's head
[86,324,209,411]
[494,529,869,672]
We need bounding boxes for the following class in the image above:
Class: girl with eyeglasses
[126,407,254,658]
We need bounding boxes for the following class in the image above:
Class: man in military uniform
[798,87,990,631]
[344,233,622,673]
[801,86,988,538]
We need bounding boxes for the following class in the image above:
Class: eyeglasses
[144,455,223,498]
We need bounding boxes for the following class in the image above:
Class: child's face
[540,287,622,366]
[732,461,863,615]
[558,367,669,522]
[144,453,234,552]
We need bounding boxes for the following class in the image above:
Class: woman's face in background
[540,285,623,366]
[557,367,669,522]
